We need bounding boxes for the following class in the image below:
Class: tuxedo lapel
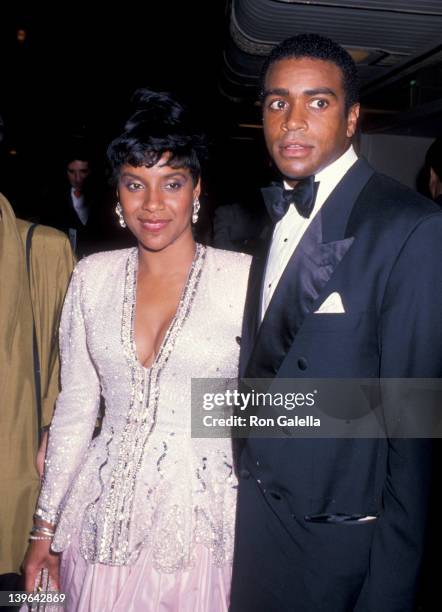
[320,158,375,243]
[244,214,354,378]
[243,158,375,379]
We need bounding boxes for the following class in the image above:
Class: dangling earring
[115,202,126,228]
[192,198,200,224]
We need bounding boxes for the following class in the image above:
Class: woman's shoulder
[203,247,251,302]
[204,245,251,271]
[72,248,135,285]
[76,247,134,271]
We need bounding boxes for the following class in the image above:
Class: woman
[23,90,250,611]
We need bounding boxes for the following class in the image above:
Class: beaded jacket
[36,245,251,571]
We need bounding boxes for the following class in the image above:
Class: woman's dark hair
[107,89,207,185]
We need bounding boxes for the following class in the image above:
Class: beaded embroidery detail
[89,245,206,564]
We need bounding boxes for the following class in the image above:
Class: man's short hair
[426,137,442,180]
[260,33,360,113]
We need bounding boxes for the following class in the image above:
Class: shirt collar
[283,145,358,191]
[282,145,358,217]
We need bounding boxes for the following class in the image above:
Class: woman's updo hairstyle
[107,89,207,185]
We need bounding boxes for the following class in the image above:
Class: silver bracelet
[33,509,58,525]
[29,534,53,541]
[30,526,55,536]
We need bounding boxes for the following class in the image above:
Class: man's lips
[139,218,171,231]
[278,142,313,158]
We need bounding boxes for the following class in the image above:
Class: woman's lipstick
[139,218,170,232]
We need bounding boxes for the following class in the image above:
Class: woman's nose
[142,188,164,210]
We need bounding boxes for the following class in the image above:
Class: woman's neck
[137,234,196,278]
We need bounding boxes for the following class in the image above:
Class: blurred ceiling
[2,1,442,155]
[2,1,442,213]
[219,0,442,135]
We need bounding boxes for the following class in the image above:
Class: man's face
[67,159,90,190]
[262,57,359,185]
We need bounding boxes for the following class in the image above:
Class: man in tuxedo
[41,147,100,256]
[230,34,442,612]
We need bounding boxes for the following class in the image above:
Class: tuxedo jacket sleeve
[354,212,442,612]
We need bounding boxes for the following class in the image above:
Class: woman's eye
[126,182,143,191]
[268,99,287,111]
[165,181,182,190]
[310,98,329,109]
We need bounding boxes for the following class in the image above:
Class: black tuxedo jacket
[230,159,442,612]
[41,185,103,257]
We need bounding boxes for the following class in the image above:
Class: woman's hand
[22,536,60,592]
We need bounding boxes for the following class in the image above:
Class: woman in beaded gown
[23,90,250,611]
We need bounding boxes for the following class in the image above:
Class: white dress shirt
[261,146,358,320]
[71,188,89,225]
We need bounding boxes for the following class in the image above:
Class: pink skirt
[59,540,232,612]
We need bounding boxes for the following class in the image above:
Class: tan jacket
[0,194,75,574]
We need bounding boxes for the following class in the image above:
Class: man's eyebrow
[262,86,338,100]
[304,87,337,98]
[262,87,289,99]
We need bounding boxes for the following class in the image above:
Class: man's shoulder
[16,219,70,248]
[362,168,439,218]
[342,164,441,240]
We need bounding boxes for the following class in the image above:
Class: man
[0,114,75,594]
[425,136,442,207]
[41,146,100,256]
[230,34,442,611]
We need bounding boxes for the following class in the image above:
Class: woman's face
[117,154,200,253]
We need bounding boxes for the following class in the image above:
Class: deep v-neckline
[122,244,206,373]
[133,273,183,370]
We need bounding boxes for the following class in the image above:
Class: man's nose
[282,102,307,131]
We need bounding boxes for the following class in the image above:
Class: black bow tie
[261,177,319,223]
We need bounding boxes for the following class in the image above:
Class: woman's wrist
[30,517,56,542]
[33,515,55,524]
[34,506,58,526]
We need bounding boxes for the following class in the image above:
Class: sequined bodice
[36,245,250,570]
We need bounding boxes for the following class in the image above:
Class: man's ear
[346,103,360,139]
[429,167,441,200]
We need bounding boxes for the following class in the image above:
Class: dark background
[0,4,271,223]
[2,2,442,221]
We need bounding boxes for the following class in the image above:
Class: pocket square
[314,292,345,314]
